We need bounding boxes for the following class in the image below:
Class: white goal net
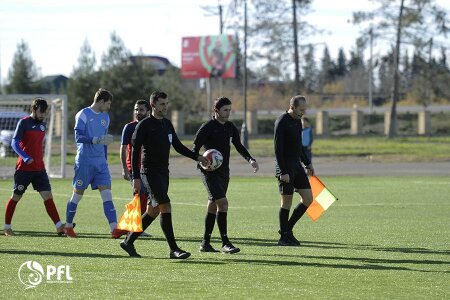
[0,94,67,179]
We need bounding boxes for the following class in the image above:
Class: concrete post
[351,109,364,135]
[171,110,185,136]
[316,110,329,136]
[384,112,391,136]
[246,110,258,135]
[418,110,431,136]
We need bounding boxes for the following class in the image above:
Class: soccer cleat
[170,248,191,259]
[111,228,128,239]
[4,228,14,236]
[278,229,300,246]
[64,227,77,238]
[222,243,241,254]
[277,236,295,246]
[199,242,219,253]
[287,231,301,246]
[56,223,66,236]
[120,241,141,257]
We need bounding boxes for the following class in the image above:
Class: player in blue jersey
[4,98,65,236]
[64,88,124,238]
[120,99,155,237]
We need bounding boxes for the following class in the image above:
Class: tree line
[2,0,450,136]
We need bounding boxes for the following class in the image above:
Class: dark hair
[94,88,113,103]
[149,91,167,105]
[289,95,306,107]
[214,97,232,111]
[135,99,150,110]
[31,97,48,113]
[302,117,310,122]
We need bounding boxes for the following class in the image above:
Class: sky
[1,0,449,83]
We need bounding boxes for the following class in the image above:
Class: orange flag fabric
[116,194,143,232]
[306,176,338,222]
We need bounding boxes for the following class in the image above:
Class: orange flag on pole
[116,194,143,232]
[306,176,338,221]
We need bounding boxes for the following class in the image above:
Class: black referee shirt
[131,115,197,178]
[193,117,254,172]
[274,112,311,175]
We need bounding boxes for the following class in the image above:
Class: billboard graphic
[181,35,236,79]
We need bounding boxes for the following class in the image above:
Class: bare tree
[353,0,449,138]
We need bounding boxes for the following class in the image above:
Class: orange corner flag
[306,176,338,222]
[116,194,143,232]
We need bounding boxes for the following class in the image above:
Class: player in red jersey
[3,98,65,236]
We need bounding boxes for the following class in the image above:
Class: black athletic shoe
[277,236,295,246]
[287,231,301,246]
[120,241,141,257]
[200,242,219,252]
[170,249,191,259]
[278,230,300,246]
[222,243,241,254]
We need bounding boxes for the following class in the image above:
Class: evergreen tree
[318,46,335,91]
[5,40,40,93]
[99,32,155,133]
[67,39,100,129]
[302,44,318,93]
[335,48,347,77]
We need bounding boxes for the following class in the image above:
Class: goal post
[0,94,68,179]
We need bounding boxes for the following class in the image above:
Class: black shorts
[276,163,310,195]
[140,170,170,205]
[13,170,51,196]
[201,169,229,201]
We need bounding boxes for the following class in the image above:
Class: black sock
[287,203,308,231]
[126,212,155,245]
[279,208,290,234]
[160,213,178,251]
[203,212,216,244]
[217,211,230,245]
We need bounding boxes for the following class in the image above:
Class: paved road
[2,156,447,179]
[106,156,450,178]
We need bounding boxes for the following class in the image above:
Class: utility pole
[369,27,373,114]
[426,38,433,107]
[218,3,224,96]
[292,0,300,95]
[240,0,249,148]
[201,2,225,113]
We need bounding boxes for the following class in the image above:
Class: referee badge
[168,134,172,144]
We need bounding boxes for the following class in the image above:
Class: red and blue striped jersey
[13,116,46,171]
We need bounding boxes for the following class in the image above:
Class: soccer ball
[201,149,223,171]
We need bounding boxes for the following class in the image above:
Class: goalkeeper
[64,88,124,238]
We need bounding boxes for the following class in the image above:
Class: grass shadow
[0,249,124,259]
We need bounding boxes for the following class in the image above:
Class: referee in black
[120,91,208,259]
[193,97,259,254]
[274,95,315,246]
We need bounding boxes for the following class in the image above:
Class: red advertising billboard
[181,35,236,79]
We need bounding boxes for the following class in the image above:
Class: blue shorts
[73,161,111,190]
[13,170,51,195]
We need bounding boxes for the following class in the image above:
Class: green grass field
[0,177,449,299]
